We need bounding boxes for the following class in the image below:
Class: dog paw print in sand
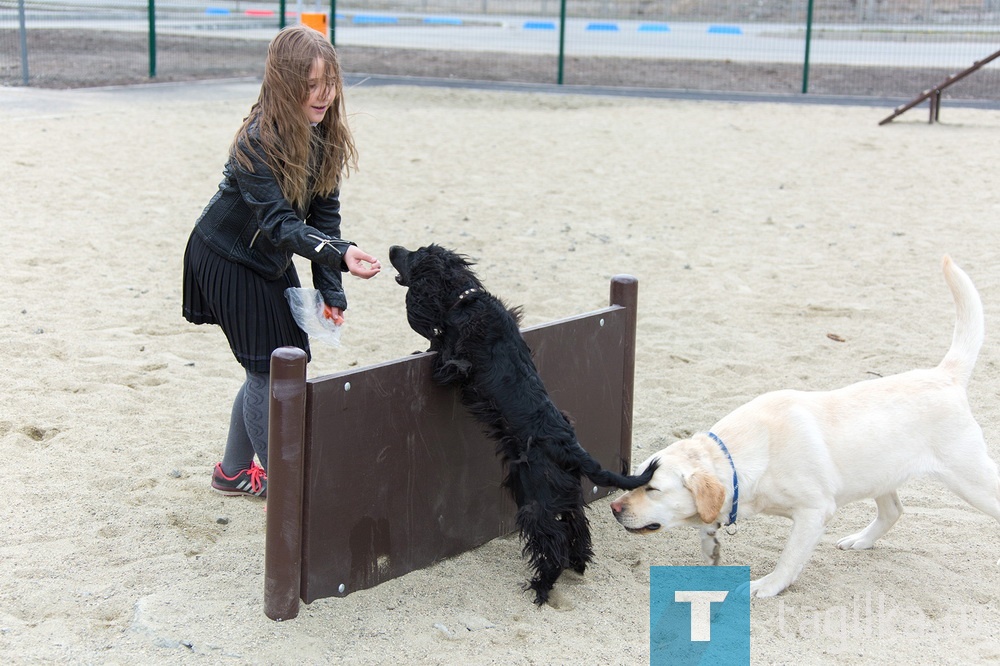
[165,511,223,553]
[542,588,576,611]
[124,363,170,389]
[19,424,61,444]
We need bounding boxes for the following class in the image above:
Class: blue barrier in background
[353,15,399,25]
[202,11,745,36]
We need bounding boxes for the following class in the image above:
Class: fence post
[330,0,337,45]
[801,0,814,93]
[557,0,567,84]
[279,0,286,30]
[17,0,28,85]
[147,0,156,78]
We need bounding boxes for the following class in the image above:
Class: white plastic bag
[284,287,342,347]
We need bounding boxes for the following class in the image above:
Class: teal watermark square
[650,566,750,666]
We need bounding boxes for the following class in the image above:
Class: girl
[182,26,380,498]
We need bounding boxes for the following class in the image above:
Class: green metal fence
[2,0,1000,100]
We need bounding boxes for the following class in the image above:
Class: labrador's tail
[938,255,985,387]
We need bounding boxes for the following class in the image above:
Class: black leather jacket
[193,129,355,310]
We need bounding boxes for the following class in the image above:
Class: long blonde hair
[232,26,358,211]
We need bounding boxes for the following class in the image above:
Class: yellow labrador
[611,256,1000,597]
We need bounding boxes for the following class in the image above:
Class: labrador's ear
[684,471,725,524]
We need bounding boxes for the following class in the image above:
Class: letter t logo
[674,590,729,641]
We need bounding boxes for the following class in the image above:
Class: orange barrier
[301,12,329,37]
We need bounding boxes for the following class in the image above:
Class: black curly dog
[389,244,657,605]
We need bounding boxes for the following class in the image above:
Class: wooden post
[610,275,638,474]
[263,346,308,621]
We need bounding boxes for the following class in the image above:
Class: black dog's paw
[409,344,437,355]
[434,358,472,385]
[445,359,472,373]
[526,580,551,606]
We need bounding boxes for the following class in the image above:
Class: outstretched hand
[321,303,345,326]
[344,246,381,279]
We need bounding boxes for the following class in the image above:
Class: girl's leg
[220,369,270,473]
[212,370,269,497]
[221,380,255,474]
[241,369,270,472]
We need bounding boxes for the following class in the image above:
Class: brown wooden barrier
[879,48,1000,125]
[264,275,640,620]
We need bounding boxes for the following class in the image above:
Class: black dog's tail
[575,444,658,490]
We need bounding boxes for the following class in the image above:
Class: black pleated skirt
[182,231,310,373]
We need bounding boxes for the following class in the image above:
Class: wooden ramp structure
[880,48,1000,125]
[263,275,641,620]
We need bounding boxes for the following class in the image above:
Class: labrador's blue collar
[707,431,739,528]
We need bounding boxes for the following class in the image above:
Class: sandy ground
[3,79,1000,664]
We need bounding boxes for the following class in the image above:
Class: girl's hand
[344,246,381,279]
[322,303,345,326]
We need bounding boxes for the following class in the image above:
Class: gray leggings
[221,369,269,473]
